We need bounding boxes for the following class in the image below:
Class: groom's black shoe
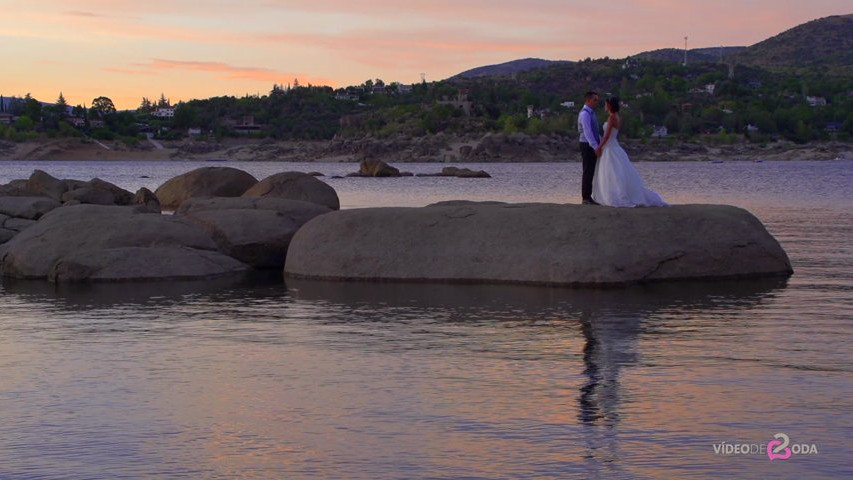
[582,198,600,205]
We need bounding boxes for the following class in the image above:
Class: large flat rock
[0,204,248,282]
[284,203,793,286]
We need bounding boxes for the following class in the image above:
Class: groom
[577,91,601,205]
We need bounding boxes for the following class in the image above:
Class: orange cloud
[124,59,332,86]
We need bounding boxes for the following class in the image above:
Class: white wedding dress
[592,126,668,207]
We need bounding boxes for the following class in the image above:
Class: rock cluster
[1,168,794,287]
[0,170,154,246]
[0,168,337,282]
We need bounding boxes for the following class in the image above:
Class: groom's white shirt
[578,105,600,149]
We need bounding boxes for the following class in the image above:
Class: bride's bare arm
[596,116,618,155]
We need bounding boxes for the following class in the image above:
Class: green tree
[15,115,35,131]
[55,92,68,114]
[173,103,199,129]
[157,93,170,108]
[90,96,116,118]
[23,94,42,122]
[139,97,153,112]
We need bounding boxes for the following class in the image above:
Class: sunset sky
[1,0,848,109]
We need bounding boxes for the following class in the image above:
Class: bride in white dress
[592,97,668,207]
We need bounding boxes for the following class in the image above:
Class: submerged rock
[155,167,259,210]
[0,204,248,282]
[284,203,793,286]
[440,167,491,178]
[242,172,340,210]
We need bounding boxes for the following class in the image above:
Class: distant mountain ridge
[732,14,852,72]
[634,47,747,63]
[452,58,573,79]
[450,14,852,79]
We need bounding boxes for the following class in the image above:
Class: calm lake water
[0,160,851,479]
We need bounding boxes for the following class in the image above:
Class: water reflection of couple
[578,311,639,426]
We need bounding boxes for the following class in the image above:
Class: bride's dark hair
[606,96,621,112]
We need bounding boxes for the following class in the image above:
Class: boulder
[155,167,259,210]
[0,229,15,244]
[26,170,67,201]
[134,187,161,213]
[3,218,37,232]
[177,196,331,224]
[88,178,134,205]
[63,179,89,191]
[62,187,116,206]
[48,247,246,283]
[0,196,62,220]
[0,204,249,282]
[242,172,340,210]
[177,197,331,268]
[284,203,793,287]
[359,159,401,177]
[0,180,31,197]
[49,177,135,206]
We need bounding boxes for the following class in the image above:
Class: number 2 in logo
[767,433,792,461]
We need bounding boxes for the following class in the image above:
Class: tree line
[2,59,851,145]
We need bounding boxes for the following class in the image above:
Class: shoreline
[1,136,850,163]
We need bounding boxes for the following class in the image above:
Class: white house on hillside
[153,107,176,118]
[806,96,827,107]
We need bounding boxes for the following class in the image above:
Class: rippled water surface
[0,160,851,479]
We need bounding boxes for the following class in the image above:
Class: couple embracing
[577,91,667,207]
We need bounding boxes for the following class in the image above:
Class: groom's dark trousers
[579,142,597,201]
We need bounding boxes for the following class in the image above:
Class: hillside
[452,58,572,79]
[634,47,746,63]
[733,14,853,73]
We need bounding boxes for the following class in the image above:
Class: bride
[592,97,668,207]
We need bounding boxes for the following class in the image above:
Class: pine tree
[54,92,68,118]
